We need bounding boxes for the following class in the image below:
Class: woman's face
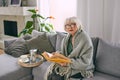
[64,22,78,36]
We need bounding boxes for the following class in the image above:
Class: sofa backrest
[32,30,66,51]
[91,37,99,64]
[55,32,66,51]
[95,38,120,77]
[31,30,57,51]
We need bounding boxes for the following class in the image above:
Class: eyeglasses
[65,23,76,29]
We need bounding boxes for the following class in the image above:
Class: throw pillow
[96,39,120,77]
[31,30,57,50]
[31,30,44,37]
[4,38,28,57]
[22,34,32,40]
[46,33,57,50]
[4,39,17,48]
[26,32,55,54]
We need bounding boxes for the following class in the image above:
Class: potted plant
[18,9,55,37]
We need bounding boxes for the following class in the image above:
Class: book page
[42,52,71,63]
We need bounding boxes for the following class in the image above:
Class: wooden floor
[0,49,4,55]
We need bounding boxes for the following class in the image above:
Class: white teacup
[20,55,29,62]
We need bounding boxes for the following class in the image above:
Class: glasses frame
[65,23,76,29]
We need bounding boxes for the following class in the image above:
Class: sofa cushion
[56,32,66,51]
[95,39,120,77]
[31,30,57,50]
[31,30,44,37]
[22,34,32,40]
[83,71,120,80]
[4,39,17,48]
[47,33,57,50]
[0,54,32,80]
[26,32,55,53]
[4,34,32,48]
[4,38,28,57]
[32,61,52,80]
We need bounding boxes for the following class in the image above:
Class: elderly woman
[46,17,94,80]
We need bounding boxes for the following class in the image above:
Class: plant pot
[33,17,41,31]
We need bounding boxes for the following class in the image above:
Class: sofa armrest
[32,61,52,80]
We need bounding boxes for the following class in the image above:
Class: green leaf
[31,14,36,18]
[25,21,33,29]
[28,9,36,14]
[18,29,27,37]
[47,23,54,29]
[18,21,33,37]
[45,26,50,32]
[18,31,23,37]
[27,27,34,34]
[31,14,45,19]
[40,23,45,27]
[19,9,55,37]
[37,14,45,19]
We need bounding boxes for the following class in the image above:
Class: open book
[42,52,71,63]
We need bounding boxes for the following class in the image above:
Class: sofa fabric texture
[4,32,55,57]
[26,32,55,53]
[32,61,52,80]
[0,54,32,80]
[4,38,28,57]
[95,39,120,77]
[91,37,99,64]
[4,34,33,57]
[31,30,57,50]
[47,33,57,50]
[83,72,120,80]
[55,32,66,51]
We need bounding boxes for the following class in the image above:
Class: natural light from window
[37,0,77,32]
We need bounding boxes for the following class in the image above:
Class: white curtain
[111,0,120,43]
[77,0,120,43]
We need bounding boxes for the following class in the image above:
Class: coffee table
[18,54,44,67]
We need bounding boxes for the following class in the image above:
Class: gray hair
[64,17,82,29]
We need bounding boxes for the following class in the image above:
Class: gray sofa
[0,30,120,80]
[83,38,120,80]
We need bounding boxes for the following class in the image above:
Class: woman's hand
[51,52,70,60]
